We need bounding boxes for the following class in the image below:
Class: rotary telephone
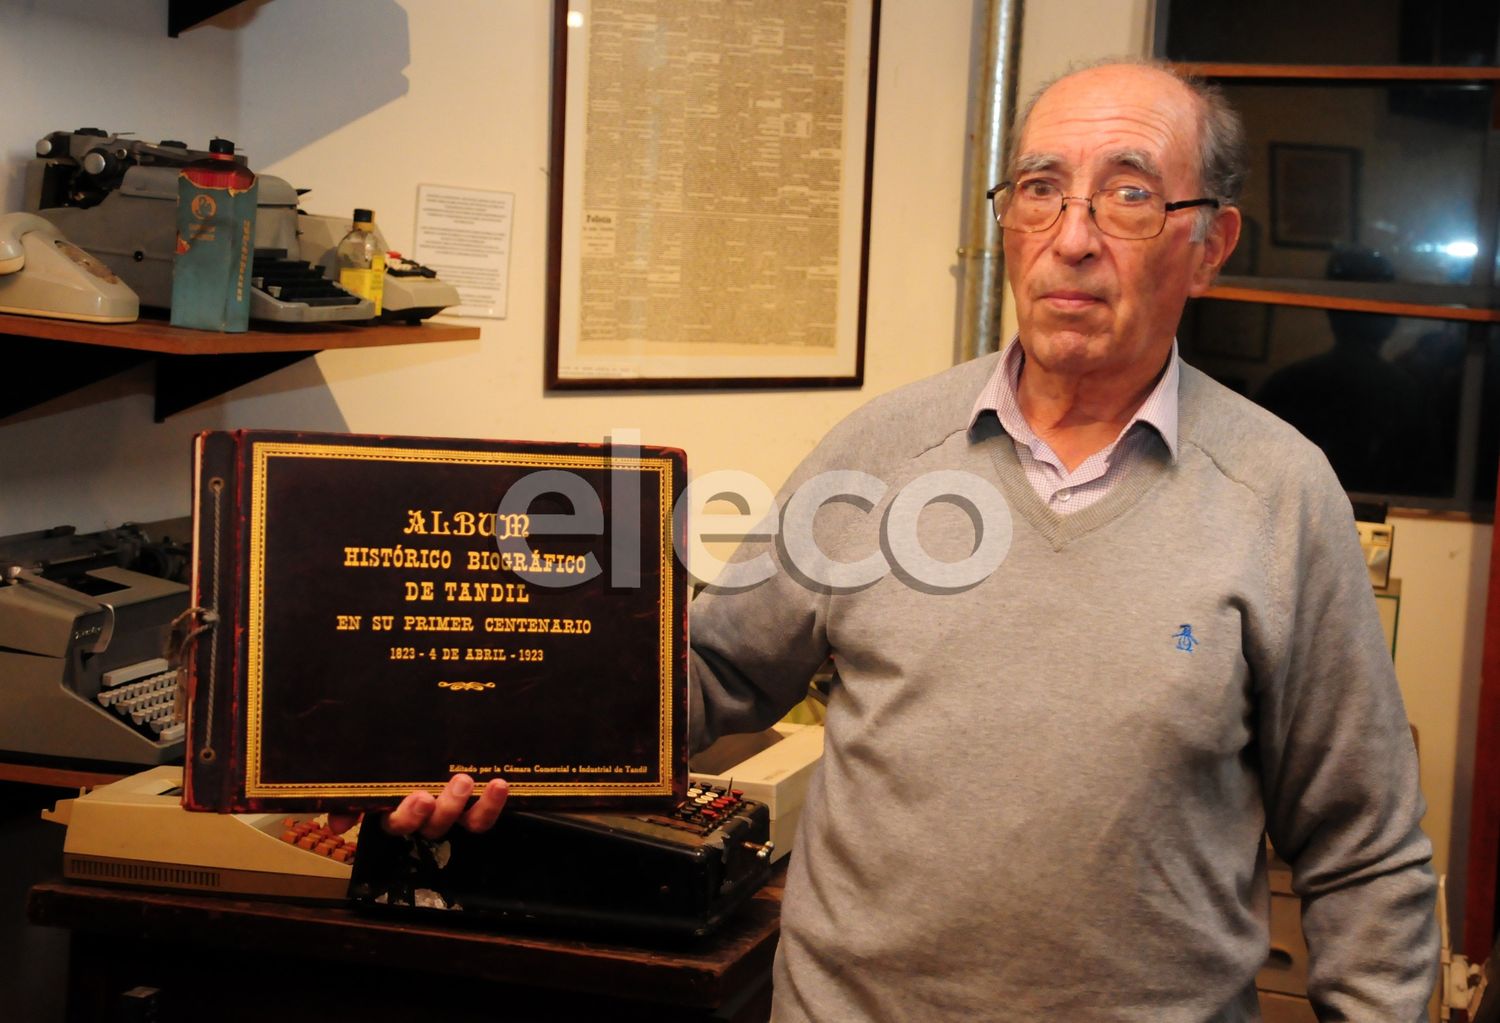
[0,212,138,323]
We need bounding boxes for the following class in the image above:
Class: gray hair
[1005,57,1248,242]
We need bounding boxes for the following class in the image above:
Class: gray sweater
[689,353,1437,1021]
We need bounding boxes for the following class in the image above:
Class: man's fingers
[381,789,437,836]
[418,773,474,840]
[460,778,509,833]
[376,775,507,838]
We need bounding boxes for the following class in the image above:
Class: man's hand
[326,774,508,839]
[385,774,509,838]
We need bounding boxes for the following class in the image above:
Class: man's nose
[1051,196,1101,258]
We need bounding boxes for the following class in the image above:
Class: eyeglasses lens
[994,188,1166,240]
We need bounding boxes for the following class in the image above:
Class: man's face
[1004,65,1239,383]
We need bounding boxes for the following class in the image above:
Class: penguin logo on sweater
[1173,624,1198,653]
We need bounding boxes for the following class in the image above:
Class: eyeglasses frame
[985,182,1221,241]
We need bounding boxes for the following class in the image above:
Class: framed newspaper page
[546,0,880,389]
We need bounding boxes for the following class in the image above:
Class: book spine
[670,448,690,802]
[183,431,247,811]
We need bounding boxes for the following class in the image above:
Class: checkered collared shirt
[967,338,1180,514]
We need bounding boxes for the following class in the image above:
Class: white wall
[0,0,1486,957]
[0,0,972,539]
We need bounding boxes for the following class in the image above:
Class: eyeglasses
[987,181,1220,241]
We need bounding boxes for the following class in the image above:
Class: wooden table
[27,865,786,1022]
[0,759,127,791]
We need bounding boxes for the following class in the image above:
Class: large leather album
[181,430,687,813]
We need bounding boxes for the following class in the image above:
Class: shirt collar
[967,337,1181,462]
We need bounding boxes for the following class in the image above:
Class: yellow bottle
[336,208,384,315]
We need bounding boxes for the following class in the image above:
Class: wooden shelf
[0,312,481,355]
[1201,285,1500,323]
[0,313,480,422]
[1173,63,1500,81]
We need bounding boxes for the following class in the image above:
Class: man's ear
[1189,205,1242,296]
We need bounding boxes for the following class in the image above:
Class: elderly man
[388,60,1436,1020]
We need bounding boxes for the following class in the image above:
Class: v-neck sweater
[688,351,1436,1021]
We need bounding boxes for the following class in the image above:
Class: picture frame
[545,0,880,390]
[1269,143,1360,250]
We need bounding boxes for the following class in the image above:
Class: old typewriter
[0,520,190,765]
[25,128,373,324]
[350,783,775,938]
[295,212,461,324]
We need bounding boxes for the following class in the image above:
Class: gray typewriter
[25,128,373,324]
[0,520,191,765]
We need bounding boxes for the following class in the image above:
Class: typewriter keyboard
[655,783,749,835]
[279,819,358,863]
[95,658,184,744]
[252,249,365,307]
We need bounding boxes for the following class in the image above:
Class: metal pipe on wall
[957,0,1024,362]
